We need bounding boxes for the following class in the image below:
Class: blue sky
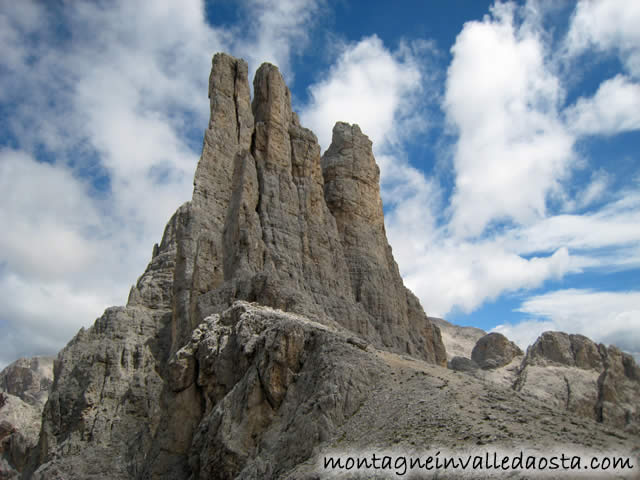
[1,0,639,368]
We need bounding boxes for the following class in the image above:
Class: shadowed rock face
[26,53,446,479]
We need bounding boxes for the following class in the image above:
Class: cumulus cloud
[444,2,573,238]
[381,2,579,317]
[496,289,640,362]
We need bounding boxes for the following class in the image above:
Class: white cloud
[565,0,640,78]
[300,35,427,154]
[0,273,120,369]
[575,170,610,208]
[495,289,640,361]
[444,2,574,238]
[401,242,572,317]
[382,1,640,335]
[0,150,101,281]
[564,75,640,136]
[506,190,640,258]
[381,1,580,318]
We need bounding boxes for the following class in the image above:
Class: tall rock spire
[30,52,447,478]
[322,122,446,363]
[172,53,255,352]
[129,54,446,362]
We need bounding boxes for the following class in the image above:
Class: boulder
[471,332,523,370]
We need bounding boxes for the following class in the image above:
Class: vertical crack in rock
[233,60,241,145]
[563,375,571,411]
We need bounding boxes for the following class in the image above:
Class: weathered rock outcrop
[471,332,523,370]
[0,357,53,479]
[159,302,379,479]
[514,331,640,434]
[26,53,446,478]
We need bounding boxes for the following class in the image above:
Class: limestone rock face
[471,332,523,370]
[525,331,604,369]
[514,331,640,433]
[22,52,640,478]
[0,357,53,479]
[26,53,446,478]
[155,54,445,364]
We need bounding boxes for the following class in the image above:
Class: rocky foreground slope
[3,53,639,479]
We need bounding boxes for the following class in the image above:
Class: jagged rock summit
[23,53,445,479]
[128,53,445,365]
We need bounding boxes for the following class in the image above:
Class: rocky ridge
[444,329,640,437]
[515,332,640,435]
